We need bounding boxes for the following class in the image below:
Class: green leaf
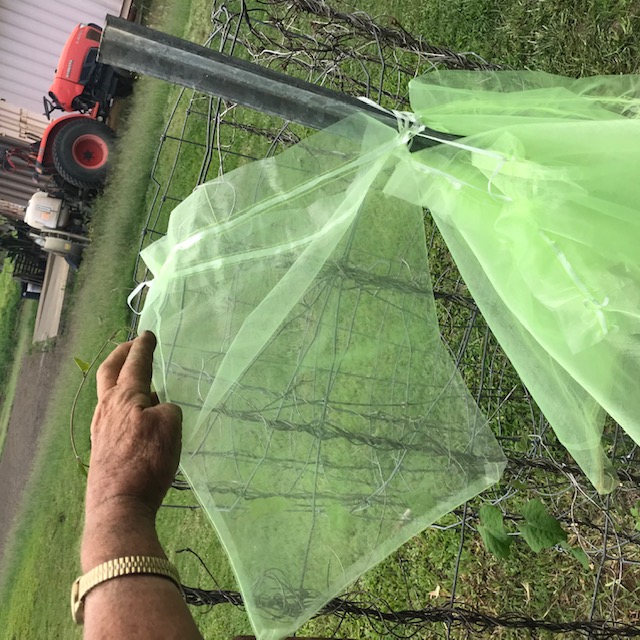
[74,357,91,374]
[518,499,567,552]
[560,542,590,570]
[76,459,88,478]
[478,505,512,559]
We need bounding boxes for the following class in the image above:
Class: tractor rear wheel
[53,119,116,189]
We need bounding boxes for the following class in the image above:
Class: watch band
[71,555,182,624]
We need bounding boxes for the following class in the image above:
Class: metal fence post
[99,16,455,147]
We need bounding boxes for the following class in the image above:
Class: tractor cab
[30,22,134,190]
[44,23,131,121]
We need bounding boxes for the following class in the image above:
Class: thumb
[147,402,183,436]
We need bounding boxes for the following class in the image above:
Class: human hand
[80,335,203,639]
[86,331,182,520]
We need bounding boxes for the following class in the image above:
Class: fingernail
[141,330,157,344]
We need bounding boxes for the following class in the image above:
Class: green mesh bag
[138,113,506,639]
[385,70,640,494]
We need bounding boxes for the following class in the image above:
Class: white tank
[24,191,70,230]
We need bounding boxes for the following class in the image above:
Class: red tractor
[1,22,132,263]
[36,22,132,190]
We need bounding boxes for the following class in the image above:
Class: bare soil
[0,336,70,560]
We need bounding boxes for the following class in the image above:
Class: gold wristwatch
[71,555,182,624]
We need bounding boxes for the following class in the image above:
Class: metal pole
[99,16,455,146]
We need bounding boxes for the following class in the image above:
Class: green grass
[0,261,22,388]
[2,0,640,638]
[0,300,37,459]
[383,0,640,75]
[0,261,36,461]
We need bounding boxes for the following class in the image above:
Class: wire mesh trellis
[127,0,640,637]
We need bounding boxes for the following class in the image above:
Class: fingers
[97,340,133,399]
[116,331,157,396]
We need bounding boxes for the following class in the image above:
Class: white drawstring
[358,95,512,201]
[357,96,425,140]
[127,280,153,315]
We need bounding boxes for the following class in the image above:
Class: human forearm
[81,494,203,639]
[81,497,165,571]
[77,333,203,639]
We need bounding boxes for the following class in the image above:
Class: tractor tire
[53,119,116,189]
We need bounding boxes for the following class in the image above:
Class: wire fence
[128,1,640,637]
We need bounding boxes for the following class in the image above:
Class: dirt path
[0,336,70,562]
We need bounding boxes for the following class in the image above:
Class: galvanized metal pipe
[99,16,455,147]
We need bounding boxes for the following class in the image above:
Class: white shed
[0,0,131,115]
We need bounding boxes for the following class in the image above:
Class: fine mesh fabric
[138,112,506,639]
[386,70,640,494]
